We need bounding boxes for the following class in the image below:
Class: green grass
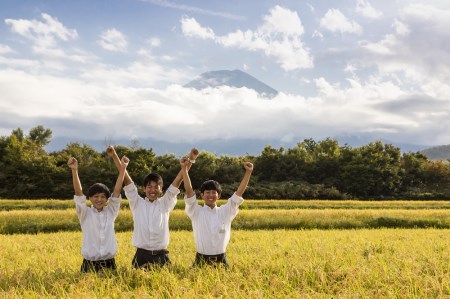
[1,230,450,298]
[2,208,450,234]
[2,198,450,211]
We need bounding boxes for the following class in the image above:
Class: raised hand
[67,157,78,170]
[180,156,190,168]
[243,162,254,172]
[106,145,116,157]
[120,155,130,168]
[189,148,199,163]
[68,157,83,196]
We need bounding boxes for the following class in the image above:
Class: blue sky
[1,0,449,153]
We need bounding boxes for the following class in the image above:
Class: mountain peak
[184,69,278,97]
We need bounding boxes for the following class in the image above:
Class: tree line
[1,125,450,199]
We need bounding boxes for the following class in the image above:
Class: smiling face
[201,189,221,208]
[200,180,222,208]
[89,192,108,211]
[145,181,162,202]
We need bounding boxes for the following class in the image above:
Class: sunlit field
[2,199,450,211]
[2,199,450,298]
[1,230,450,298]
[3,208,450,234]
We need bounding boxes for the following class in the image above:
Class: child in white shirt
[68,155,129,272]
[180,157,253,267]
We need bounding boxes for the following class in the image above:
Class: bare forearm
[236,170,252,197]
[109,150,132,185]
[181,168,195,198]
[172,163,193,188]
[112,167,126,198]
[71,169,83,196]
[173,148,198,187]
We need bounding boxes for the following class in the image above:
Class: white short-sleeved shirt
[74,195,121,261]
[124,183,179,250]
[184,193,244,255]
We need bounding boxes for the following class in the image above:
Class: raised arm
[106,145,133,186]
[67,157,83,196]
[180,157,195,198]
[235,162,254,197]
[112,156,130,198]
[172,148,199,188]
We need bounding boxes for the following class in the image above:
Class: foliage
[1,126,450,199]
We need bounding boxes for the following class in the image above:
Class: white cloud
[359,3,450,101]
[4,13,93,68]
[0,56,39,68]
[356,0,382,19]
[0,44,13,54]
[5,13,78,48]
[79,58,189,87]
[1,63,447,146]
[360,39,393,55]
[344,63,357,74]
[259,5,304,36]
[392,19,410,35]
[1,3,450,149]
[320,9,363,34]
[147,37,161,47]
[181,6,313,71]
[98,28,128,52]
[312,30,323,39]
[180,17,215,39]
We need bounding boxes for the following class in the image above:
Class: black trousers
[194,252,228,267]
[132,248,171,269]
[81,258,116,273]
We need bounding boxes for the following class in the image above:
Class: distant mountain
[45,136,289,156]
[420,145,450,160]
[334,134,430,153]
[47,134,435,157]
[184,69,278,97]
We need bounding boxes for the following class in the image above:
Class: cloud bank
[0,2,449,152]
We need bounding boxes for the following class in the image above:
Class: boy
[180,157,253,267]
[106,146,198,268]
[67,155,129,273]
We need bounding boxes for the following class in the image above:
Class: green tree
[421,160,450,192]
[28,125,52,147]
[400,152,428,192]
[0,130,57,198]
[11,128,24,141]
[339,141,403,197]
[306,138,341,185]
[254,146,285,181]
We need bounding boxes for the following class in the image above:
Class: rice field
[2,199,450,211]
[2,208,450,234]
[1,199,450,298]
[1,230,450,298]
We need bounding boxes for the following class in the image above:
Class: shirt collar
[203,204,217,213]
[144,197,159,203]
[91,206,104,213]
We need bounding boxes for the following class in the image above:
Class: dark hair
[200,180,222,194]
[143,173,163,188]
[88,183,111,198]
